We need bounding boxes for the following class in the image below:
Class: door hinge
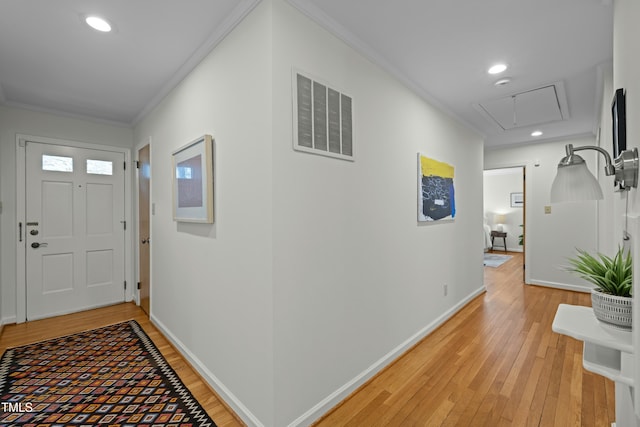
[136,161,140,169]
[124,281,127,290]
[123,161,127,171]
[121,220,126,230]
[137,282,141,290]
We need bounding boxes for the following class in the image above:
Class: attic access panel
[476,84,568,130]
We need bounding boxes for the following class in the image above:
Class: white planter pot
[591,289,632,330]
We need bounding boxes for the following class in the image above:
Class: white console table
[553,304,636,427]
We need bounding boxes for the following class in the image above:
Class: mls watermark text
[1,402,34,413]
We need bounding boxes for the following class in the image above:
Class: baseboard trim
[527,280,591,293]
[150,314,264,427]
[290,285,487,427]
[150,287,488,427]
[2,316,17,326]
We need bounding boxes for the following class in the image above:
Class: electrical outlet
[443,284,448,296]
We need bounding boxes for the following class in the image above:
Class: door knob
[141,238,150,244]
[31,242,48,249]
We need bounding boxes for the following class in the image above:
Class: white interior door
[25,142,125,320]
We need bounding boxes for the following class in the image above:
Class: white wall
[612,2,640,422]
[271,1,484,424]
[613,0,640,234]
[0,105,133,324]
[134,1,486,424]
[133,2,275,425]
[483,168,524,251]
[595,64,619,258]
[484,137,599,291]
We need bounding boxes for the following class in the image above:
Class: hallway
[315,252,614,426]
[0,253,614,426]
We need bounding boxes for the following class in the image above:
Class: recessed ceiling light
[85,16,112,32]
[488,63,508,75]
[494,77,512,86]
[531,130,543,137]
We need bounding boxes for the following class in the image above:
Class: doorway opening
[483,166,526,280]
[136,142,151,316]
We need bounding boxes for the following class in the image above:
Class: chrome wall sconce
[550,144,639,203]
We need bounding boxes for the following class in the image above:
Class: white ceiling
[0,0,260,125]
[0,0,613,148]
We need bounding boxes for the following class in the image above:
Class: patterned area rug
[484,253,512,268]
[0,320,217,427]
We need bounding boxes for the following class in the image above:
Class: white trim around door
[16,134,134,323]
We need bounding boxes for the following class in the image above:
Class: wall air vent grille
[293,70,353,161]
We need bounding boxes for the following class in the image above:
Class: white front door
[25,142,125,320]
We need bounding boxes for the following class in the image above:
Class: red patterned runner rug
[0,320,217,426]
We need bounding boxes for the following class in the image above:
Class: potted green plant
[518,224,523,246]
[566,247,632,329]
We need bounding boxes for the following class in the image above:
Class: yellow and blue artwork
[418,153,455,222]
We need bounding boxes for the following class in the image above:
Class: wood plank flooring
[314,252,615,426]
[0,252,616,426]
[0,303,245,427]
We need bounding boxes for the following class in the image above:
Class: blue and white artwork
[418,153,456,222]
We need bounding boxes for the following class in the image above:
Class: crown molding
[285,0,484,138]
[132,0,263,126]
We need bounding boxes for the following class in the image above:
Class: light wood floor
[0,303,245,427]
[0,253,615,426]
[315,252,615,426]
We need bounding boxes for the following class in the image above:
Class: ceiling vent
[474,81,569,131]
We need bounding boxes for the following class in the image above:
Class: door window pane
[42,155,73,172]
[87,159,113,175]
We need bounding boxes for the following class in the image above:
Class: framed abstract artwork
[510,192,524,207]
[418,153,456,222]
[172,135,214,223]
